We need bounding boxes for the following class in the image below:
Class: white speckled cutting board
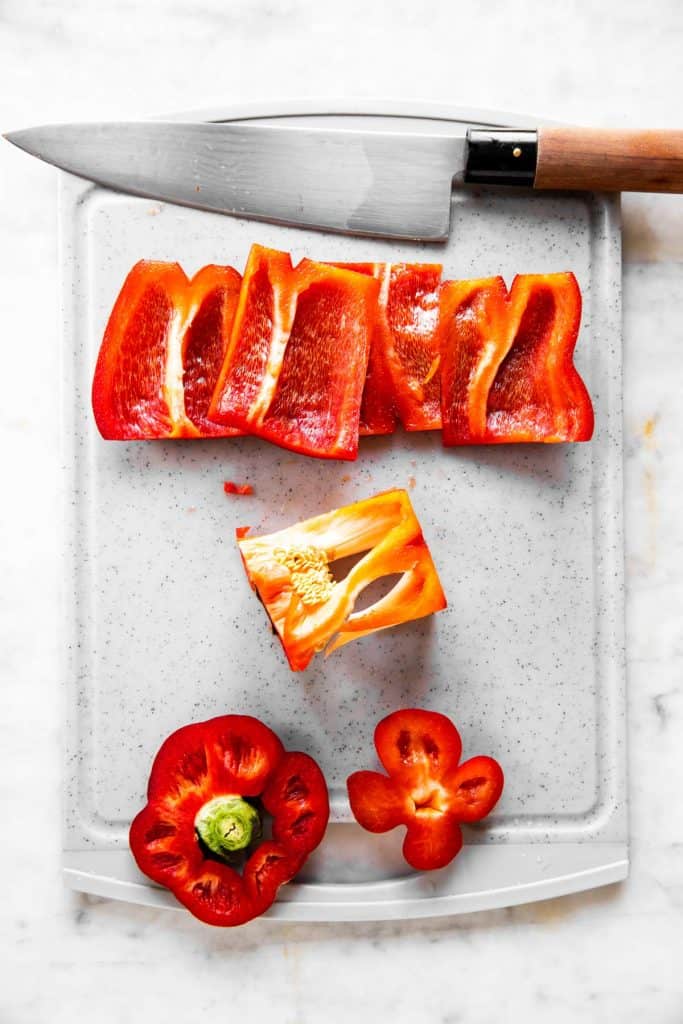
[61,105,626,920]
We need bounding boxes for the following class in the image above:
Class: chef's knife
[5,120,683,240]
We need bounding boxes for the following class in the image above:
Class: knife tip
[3,128,42,159]
[4,129,26,148]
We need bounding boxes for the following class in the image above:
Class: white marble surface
[1,1,682,1021]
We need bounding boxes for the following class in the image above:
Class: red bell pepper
[347,709,503,871]
[330,262,397,436]
[384,263,443,431]
[334,262,443,433]
[223,481,254,496]
[237,489,447,671]
[94,253,593,452]
[129,714,329,926]
[438,272,594,444]
[209,244,379,460]
[92,261,243,439]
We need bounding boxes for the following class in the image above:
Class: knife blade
[6,120,683,240]
[4,121,468,241]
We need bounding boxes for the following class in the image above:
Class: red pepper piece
[331,262,397,436]
[210,246,295,431]
[333,263,443,433]
[129,715,329,926]
[262,751,330,858]
[223,481,253,496]
[439,272,594,444]
[347,709,503,871]
[209,245,379,460]
[182,266,244,437]
[384,264,443,431]
[237,489,447,672]
[92,261,242,439]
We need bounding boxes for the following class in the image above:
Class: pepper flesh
[209,244,379,459]
[347,709,504,871]
[236,489,447,672]
[223,481,254,496]
[384,263,443,431]
[438,272,593,444]
[94,254,593,453]
[129,714,329,926]
[92,260,243,439]
[330,262,397,436]
[333,262,443,433]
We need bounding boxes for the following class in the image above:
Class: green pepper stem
[195,796,261,859]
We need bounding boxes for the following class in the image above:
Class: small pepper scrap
[347,709,503,871]
[438,272,593,444]
[209,244,379,460]
[92,260,243,439]
[223,481,254,496]
[236,489,447,671]
[129,714,329,926]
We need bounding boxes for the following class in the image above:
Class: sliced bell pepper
[223,481,254,496]
[347,709,503,871]
[331,262,397,436]
[236,489,447,672]
[209,244,379,460]
[92,260,242,439]
[384,263,443,431]
[182,267,245,437]
[129,714,329,926]
[334,262,443,432]
[438,272,594,444]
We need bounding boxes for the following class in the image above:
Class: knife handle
[466,127,683,193]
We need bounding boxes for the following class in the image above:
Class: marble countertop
[1,1,682,1021]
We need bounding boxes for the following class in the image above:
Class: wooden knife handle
[535,126,683,193]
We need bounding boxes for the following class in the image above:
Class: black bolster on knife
[465,129,538,186]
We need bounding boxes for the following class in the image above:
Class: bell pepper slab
[129,714,329,926]
[333,262,443,433]
[236,489,447,672]
[331,262,397,436]
[92,260,243,440]
[209,245,296,431]
[261,259,377,457]
[181,266,244,437]
[439,272,593,444]
[347,709,503,871]
[209,245,379,460]
[384,264,443,431]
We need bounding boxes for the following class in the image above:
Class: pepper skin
[94,255,593,453]
[329,262,397,437]
[92,261,243,439]
[383,263,443,431]
[223,481,254,496]
[333,263,443,433]
[129,715,329,926]
[209,244,379,460]
[236,489,447,672]
[347,709,503,871]
[438,272,593,444]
